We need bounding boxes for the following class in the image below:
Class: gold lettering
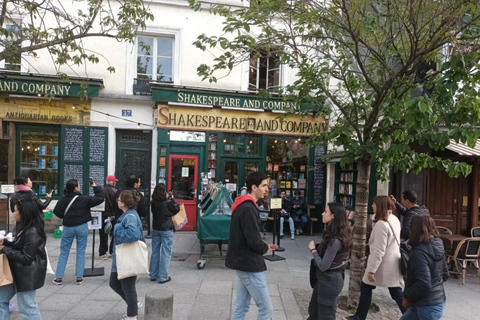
[64,86,70,96]
[178,92,184,102]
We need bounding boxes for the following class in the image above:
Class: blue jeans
[280,216,294,235]
[400,302,445,320]
[0,284,42,320]
[55,223,89,278]
[293,214,310,230]
[149,229,174,282]
[232,270,273,320]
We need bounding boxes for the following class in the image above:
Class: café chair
[471,227,480,237]
[437,226,453,235]
[446,237,480,285]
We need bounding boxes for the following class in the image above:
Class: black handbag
[309,258,317,288]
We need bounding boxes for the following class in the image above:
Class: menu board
[89,165,105,196]
[63,164,84,188]
[313,146,326,205]
[64,128,84,161]
[89,128,106,162]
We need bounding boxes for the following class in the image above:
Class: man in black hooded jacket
[390,190,430,241]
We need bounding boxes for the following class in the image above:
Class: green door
[223,159,262,197]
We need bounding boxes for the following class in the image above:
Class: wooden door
[425,169,471,234]
[169,154,198,231]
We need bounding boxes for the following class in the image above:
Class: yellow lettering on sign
[183,159,195,166]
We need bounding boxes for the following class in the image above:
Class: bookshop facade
[152,85,327,231]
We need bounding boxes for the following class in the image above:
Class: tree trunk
[347,159,371,308]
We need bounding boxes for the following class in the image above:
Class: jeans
[110,272,138,317]
[0,284,42,320]
[293,214,310,230]
[55,223,89,278]
[232,270,273,320]
[280,216,295,235]
[400,302,445,320]
[355,282,407,320]
[99,217,113,255]
[149,229,174,282]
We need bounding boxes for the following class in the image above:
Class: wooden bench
[308,205,319,235]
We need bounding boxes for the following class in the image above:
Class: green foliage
[0,0,154,73]
[189,0,480,180]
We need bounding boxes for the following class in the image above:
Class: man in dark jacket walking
[390,190,430,241]
[113,175,147,219]
[98,175,118,259]
[225,172,278,320]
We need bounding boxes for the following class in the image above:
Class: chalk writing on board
[313,156,326,205]
[89,165,105,196]
[63,164,83,188]
[64,128,83,161]
[90,129,106,162]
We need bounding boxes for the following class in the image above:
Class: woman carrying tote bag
[110,189,145,320]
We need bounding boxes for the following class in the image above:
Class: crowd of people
[0,172,449,320]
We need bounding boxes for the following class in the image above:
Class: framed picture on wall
[286,172,292,180]
[280,181,286,188]
[293,180,298,189]
[286,181,291,189]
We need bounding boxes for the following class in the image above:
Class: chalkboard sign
[89,128,106,162]
[89,165,105,196]
[63,164,84,188]
[313,146,327,205]
[64,128,84,161]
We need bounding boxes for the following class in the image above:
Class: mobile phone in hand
[89,177,94,186]
[50,189,55,194]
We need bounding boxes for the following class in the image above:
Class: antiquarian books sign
[157,105,325,136]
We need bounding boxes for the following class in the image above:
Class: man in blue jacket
[225,172,278,320]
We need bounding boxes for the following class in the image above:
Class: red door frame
[168,154,198,231]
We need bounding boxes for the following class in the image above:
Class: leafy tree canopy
[0,0,154,76]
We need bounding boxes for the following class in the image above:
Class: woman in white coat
[347,195,408,320]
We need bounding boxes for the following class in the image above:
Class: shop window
[223,133,244,155]
[19,129,59,196]
[1,23,21,71]
[248,51,281,91]
[169,131,205,142]
[246,135,260,155]
[266,137,308,197]
[136,36,174,82]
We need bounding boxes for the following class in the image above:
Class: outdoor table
[438,233,468,274]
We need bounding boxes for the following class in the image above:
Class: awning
[446,139,480,156]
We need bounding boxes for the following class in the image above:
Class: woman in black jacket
[402,215,449,320]
[0,199,47,320]
[52,179,104,285]
[10,176,52,212]
[149,183,179,283]
[307,202,352,320]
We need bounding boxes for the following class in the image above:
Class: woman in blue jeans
[53,179,104,285]
[149,183,179,283]
[110,189,145,320]
[401,215,449,320]
[0,199,47,320]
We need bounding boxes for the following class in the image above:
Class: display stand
[264,209,285,261]
[84,211,104,277]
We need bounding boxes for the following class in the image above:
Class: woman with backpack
[52,179,104,285]
[0,199,47,320]
[307,202,352,320]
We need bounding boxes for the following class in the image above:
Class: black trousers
[109,272,138,317]
[307,270,344,320]
[355,281,408,320]
[98,218,113,255]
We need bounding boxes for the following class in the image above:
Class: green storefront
[151,84,327,232]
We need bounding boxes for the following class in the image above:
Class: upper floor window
[248,52,280,91]
[136,36,174,82]
[1,23,21,71]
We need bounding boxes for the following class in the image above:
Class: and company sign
[0,78,101,97]
[157,105,325,136]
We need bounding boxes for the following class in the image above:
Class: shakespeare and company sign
[0,78,101,97]
[157,105,325,136]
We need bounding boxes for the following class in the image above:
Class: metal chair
[437,226,453,235]
[446,237,480,285]
[471,227,480,237]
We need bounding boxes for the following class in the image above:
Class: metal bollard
[144,289,174,320]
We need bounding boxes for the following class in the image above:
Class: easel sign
[88,211,102,230]
[270,198,282,210]
[1,185,14,194]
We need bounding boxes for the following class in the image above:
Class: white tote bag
[115,240,149,280]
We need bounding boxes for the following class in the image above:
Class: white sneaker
[137,301,143,308]
[121,315,137,320]
[291,234,295,240]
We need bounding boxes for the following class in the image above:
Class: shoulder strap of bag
[387,220,400,248]
[64,195,79,217]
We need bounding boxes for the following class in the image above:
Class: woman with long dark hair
[347,195,407,320]
[52,179,104,285]
[149,183,179,283]
[401,215,448,320]
[0,199,47,320]
[110,189,145,320]
[10,175,52,212]
[307,202,352,320]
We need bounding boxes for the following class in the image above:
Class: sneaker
[295,228,300,235]
[280,234,284,239]
[121,316,137,320]
[345,315,360,320]
[137,301,143,308]
[159,276,172,284]
[291,234,295,240]
[76,277,83,285]
[52,278,62,285]
[97,254,109,260]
